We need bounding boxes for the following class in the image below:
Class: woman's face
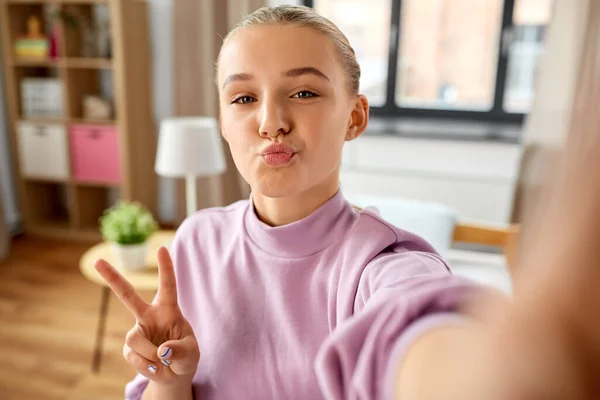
[217,25,368,198]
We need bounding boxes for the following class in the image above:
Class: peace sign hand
[94,246,200,385]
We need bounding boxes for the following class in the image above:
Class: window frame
[304,0,526,124]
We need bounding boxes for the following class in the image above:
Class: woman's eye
[232,96,256,104]
[293,90,318,99]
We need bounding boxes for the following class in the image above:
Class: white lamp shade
[155,117,227,177]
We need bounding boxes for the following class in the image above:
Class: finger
[157,336,200,376]
[123,344,161,379]
[126,325,161,364]
[156,246,178,306]
[95,259,149,319]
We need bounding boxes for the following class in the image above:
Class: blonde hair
[218,5,361,95]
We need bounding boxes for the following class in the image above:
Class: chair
[452,222,520,275]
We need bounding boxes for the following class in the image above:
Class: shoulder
[346,206,450,276]
[349,206,442,256]
[334,205,449,284]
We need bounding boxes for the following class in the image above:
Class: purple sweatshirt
[125,190,478,399]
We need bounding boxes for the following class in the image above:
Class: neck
[252,171,340,227]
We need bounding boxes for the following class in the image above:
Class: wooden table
[79,230,176,372]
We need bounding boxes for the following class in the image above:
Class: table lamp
[155,117,227,217]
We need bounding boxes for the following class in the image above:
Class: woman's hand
[502,140,600,398]
[477,138,600,398]
[95,246,200,386]
[397,139,600,400]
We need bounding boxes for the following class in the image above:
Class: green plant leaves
[99,201,158,245]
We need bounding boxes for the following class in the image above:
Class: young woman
[96,5,600,400]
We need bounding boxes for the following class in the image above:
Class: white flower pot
[112,242,147,271]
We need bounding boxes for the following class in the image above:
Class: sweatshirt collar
[244,190,355,258]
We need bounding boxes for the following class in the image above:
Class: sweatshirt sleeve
[314,250,483,400]
[125,373,150,400]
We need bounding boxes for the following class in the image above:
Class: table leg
[92,286,111,374]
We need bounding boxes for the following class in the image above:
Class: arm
[141,380,194,400]
[394,309,590,400]
[394,323,491,400]
[314,250,480,399]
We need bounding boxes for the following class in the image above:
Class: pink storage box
[70,124,122,184]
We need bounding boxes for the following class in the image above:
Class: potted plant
[99,201,158,271]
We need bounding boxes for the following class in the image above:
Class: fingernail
[147,365,157,373]
[160,347,171,358]
[161,359,172,366]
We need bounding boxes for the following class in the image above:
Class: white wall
[340,136,523,224]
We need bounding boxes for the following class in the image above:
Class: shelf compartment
[17,121,70,180]
[61,2,111,59]
[65,68,114,120]
[74,185,120,231]
[22,181,71,228]
[6,2,56,60]
[69,124,121,185]
[14,66,64,119]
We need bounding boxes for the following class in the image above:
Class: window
[305,0,553,123]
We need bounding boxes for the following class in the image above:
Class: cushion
[343,193,457,257]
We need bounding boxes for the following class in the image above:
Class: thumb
[157,335,200,376]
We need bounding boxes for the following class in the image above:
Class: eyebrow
[284,67,330,82]
[221,67,331,90]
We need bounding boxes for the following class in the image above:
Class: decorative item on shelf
[99,201,158,271]
[81,23,98,58]
[14,16,49,58]
[48,21,60,59]
[63,5,112,58]
[96,18,112,59]
[21,77,63,118]
[83,95,113,120]
[47,8,79,59]
[155,117,228,217]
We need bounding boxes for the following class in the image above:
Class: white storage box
[17,122,69,180]
[20,78,64,118]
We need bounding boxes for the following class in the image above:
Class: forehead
[218,25,342,86]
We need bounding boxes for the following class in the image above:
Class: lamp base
[185,174,197,218]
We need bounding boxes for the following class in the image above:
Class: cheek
[221,109,256,151]
[219,108,260,183]
[301,105,347,151]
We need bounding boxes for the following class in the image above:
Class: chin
[252,172,304,199]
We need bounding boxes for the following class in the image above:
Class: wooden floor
[0,235,156,400]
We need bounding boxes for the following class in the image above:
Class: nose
[258,97,290,138]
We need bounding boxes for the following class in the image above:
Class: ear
[345,95,369,142]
